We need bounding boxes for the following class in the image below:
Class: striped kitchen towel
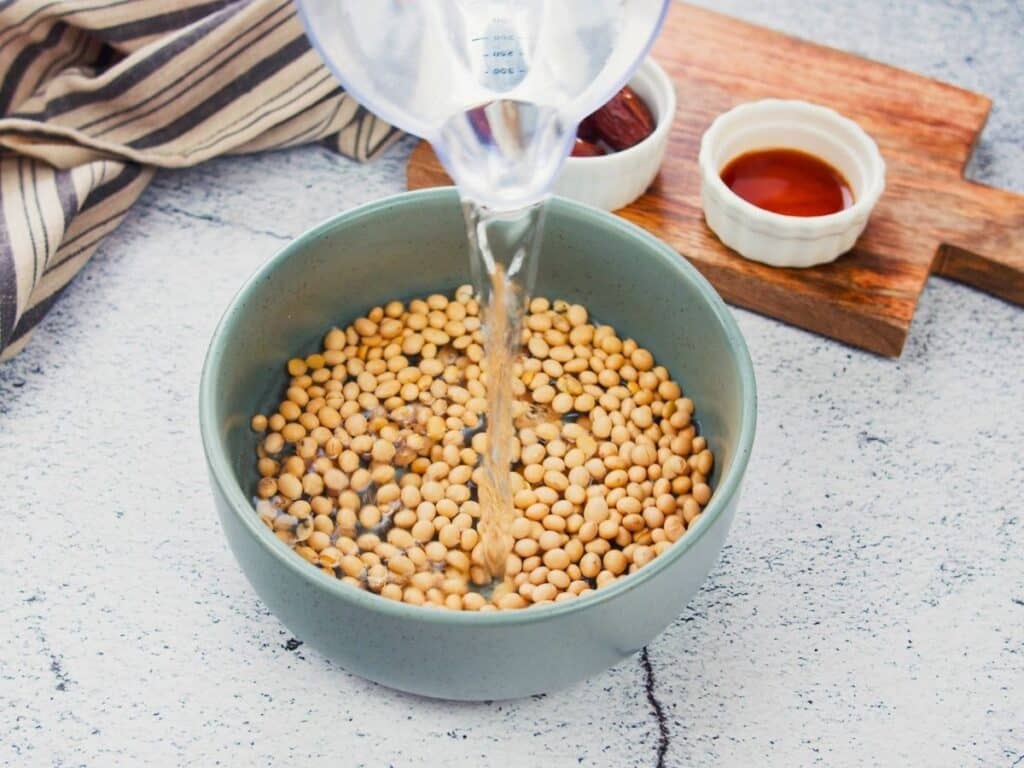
[0,0,400,361]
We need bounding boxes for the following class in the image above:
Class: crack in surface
[641,647,670,768]
[26,600,72,693]
[49,656,71,692]
[142,201,293,241]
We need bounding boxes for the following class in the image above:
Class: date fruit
[571,138,606,157]
[577,115,600,142]
[589,85,655,151]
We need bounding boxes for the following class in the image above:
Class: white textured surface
[2,2,1023,766]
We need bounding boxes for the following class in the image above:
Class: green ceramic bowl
[200,188,756,701]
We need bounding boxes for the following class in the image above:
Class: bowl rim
[697,98,886,232]
[199,187,757,627]
[564,55,676,167]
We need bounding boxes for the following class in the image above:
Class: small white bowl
[699,99,886,268]
[554,57,675,211]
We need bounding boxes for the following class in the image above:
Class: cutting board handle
[931,179,1024,305]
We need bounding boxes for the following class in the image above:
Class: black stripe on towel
[130,32,309,150]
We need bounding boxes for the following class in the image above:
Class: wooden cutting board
[407,3,1023,357]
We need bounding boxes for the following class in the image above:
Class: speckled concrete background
[1,2,1022,766]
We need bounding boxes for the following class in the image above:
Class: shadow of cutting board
[407,3,1023,357]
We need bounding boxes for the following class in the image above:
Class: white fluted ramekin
[699,99,886,268]
[554,57,675,211]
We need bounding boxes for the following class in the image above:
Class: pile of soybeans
[250,286,714,611]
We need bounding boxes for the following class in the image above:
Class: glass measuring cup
[295,0,669,209]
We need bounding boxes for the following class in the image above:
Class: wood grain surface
[407,3,1023,357]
